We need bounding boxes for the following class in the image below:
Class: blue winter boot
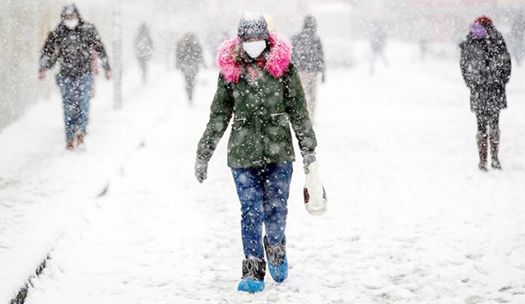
[264,236,288,283]
[237,258,266,293]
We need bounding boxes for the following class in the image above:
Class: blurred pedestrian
[135,23,154,83]
[195,12,318,293]
[291,15,325,123]
[460,16,511,171]
[369,22,388,74]
[510,13,525,66]
[176,32,205,105]
[38,4,111,151]
[419,38,428,61]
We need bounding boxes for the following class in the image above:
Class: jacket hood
[303,15,317,33]
[60,4,84,25]
[461,23,504,46]
[217,32,292,84]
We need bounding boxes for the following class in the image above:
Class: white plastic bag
[303,161,327,216]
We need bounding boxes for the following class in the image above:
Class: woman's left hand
[303,152,317,174]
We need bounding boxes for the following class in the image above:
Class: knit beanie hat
[238,12,269,42]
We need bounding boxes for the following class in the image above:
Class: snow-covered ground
[0,65,181,302]
[1,42,525,304]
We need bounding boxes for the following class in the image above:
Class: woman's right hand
[195,159,208,183]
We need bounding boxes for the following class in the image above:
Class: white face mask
[243,40,266,59]
[64,18,79,30]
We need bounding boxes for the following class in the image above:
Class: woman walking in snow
[195,13,318,293]
[460,16,511,171]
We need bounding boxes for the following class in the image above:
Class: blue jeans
[232,163,293,259]
[57,74,93,141]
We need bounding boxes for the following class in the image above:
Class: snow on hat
[238,12,269,42]
[470,23,487,39]
[474,16,493,26]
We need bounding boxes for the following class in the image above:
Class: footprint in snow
[155,280,172,287]
[493,297,510,303]
[465,253,483,260]
[324,274,346,288]
[337,235,361,242]
[363,276,386,291]
[388,273,408,285]
[498,286,512,292]
[465,295,484,304]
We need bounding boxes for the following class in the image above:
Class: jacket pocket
[267,113,291,143]
[229,117,250,148]
[270,113,289,127]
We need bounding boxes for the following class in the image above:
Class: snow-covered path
[0,66,182,302]
[2,44,525,304]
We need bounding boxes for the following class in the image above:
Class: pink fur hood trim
[217,33,292,83]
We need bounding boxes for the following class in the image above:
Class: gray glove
[303,152,316,174]
[195,158,208,183]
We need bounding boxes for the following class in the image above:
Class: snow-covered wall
[0,1,53,130]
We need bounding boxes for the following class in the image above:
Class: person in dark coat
[38,4,111,150]
[176,32,205,105]
[460,16,511,171]
[291,15,325,123]
[195,12,318,293]
[369,22,388,74]
[135,23,154,84]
